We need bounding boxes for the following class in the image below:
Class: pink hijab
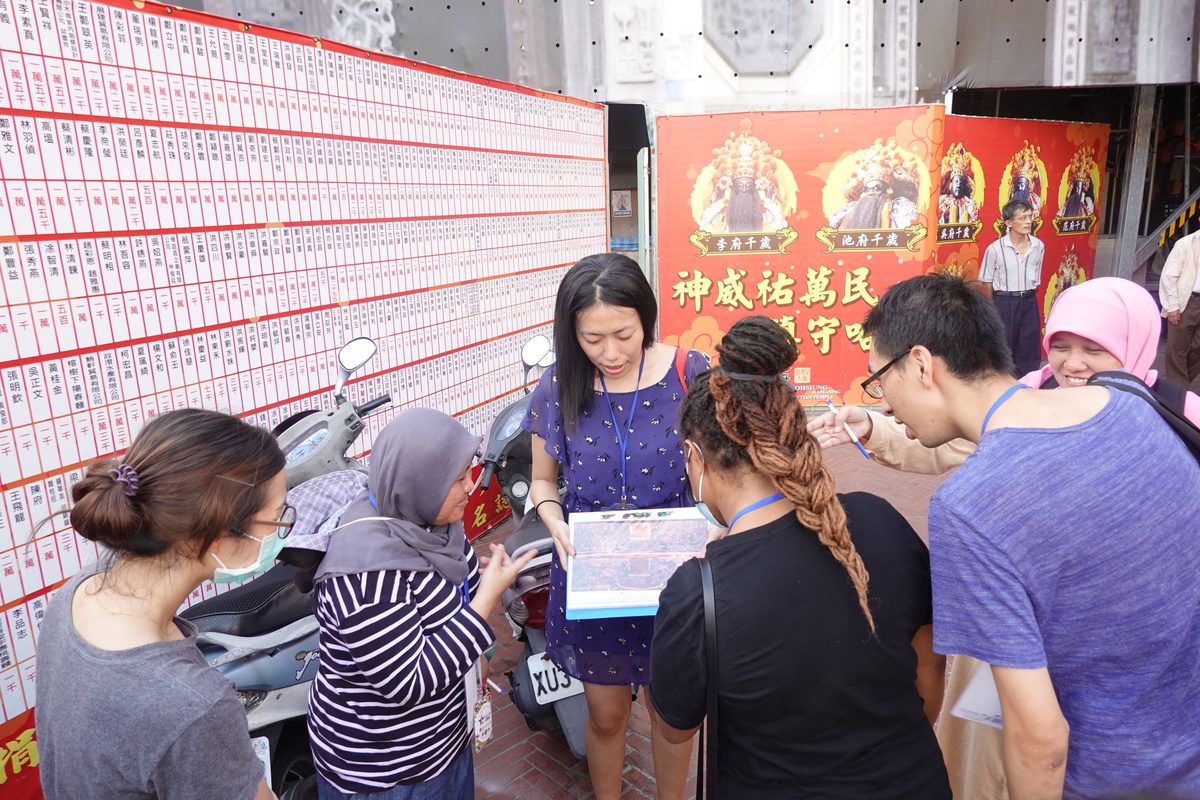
[1041,277,1161,384]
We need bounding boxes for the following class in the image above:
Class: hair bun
[69,459,147,551]
[716,316,798,378]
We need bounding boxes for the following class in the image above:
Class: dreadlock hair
[679,316,875,633]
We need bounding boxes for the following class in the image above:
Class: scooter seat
[180,563,315,637]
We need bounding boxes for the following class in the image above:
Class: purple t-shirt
[931,389,1200,799]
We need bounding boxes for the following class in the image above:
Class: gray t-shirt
[37,569,264,800]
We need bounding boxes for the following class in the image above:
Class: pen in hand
[824,400,872,460]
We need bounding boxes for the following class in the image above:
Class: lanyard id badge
[598,352,646,509]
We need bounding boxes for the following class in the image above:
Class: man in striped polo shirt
[980,200,1045,376]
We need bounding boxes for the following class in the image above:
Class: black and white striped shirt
[307,541,492,793]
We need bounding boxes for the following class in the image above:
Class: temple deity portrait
[937,143,982,225]
[691,120,798,234]
[828,138,924,230]
[1057,146,1099,220]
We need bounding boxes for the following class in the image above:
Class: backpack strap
[1088,370,1200,462]
[1046,371,1189,415]
[1150,375,1189,417]
[675,347,690,395]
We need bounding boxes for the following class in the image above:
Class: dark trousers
[992,293,1042,377]
[1165,294,1200,393]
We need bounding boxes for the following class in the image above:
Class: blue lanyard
[597,351,646,509]
[459,580,470,606]
[981,384,1023,437]
[727,492,785,533]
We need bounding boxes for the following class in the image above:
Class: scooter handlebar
[356,394,392,416]
[478,461,496,490]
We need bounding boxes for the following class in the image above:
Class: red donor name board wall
[0,0,608,794]
[656,106,1108,404]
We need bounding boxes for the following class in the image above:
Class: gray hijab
[314,407,481,585]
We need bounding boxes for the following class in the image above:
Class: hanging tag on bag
[473,682,493,751]
[465,660,493,751]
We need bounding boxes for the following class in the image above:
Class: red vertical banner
[933,115,1109,324]
[657,106,946,405]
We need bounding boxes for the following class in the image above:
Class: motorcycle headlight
[236,689,267,715]
[493,397,532,443]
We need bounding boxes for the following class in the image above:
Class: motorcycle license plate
[526,652,584,705]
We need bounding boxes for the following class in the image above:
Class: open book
[565,508,709,620]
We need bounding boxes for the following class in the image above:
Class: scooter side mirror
[537,351,556,368]
[333,337,378,397]
[520,335,552,369]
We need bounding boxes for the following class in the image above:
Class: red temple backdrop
[656,106,1109,405]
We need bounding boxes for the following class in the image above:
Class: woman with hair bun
[649,316,951,799]
[37,408,289,800]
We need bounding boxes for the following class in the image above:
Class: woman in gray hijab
[306,408,533,800]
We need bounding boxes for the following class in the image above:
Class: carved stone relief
[702,0,822,75]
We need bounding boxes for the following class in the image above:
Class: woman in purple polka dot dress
[522,254,708,800]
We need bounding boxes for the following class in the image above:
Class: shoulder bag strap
[676,347,690,394]
[1088,370,1200,462]
[697,556,717,799]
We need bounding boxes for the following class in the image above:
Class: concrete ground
[470,443,948,799]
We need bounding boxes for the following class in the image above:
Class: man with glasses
[860,273,1200,800]
[980,199,1044,376]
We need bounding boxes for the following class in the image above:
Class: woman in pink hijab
[1026,276,1200,423]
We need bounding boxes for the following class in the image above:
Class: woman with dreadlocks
[648,316,950,799]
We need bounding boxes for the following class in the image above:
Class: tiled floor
[471,442,949,799]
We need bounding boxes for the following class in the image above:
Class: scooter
[479,336,588,759]
[478,335,557,520]
[180,338,390,800]
[498,515,588,760]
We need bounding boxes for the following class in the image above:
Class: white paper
[949,661,1004,730]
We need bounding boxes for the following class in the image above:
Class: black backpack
[1067,371,1200,462]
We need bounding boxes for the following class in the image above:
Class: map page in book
[565,508,709,620]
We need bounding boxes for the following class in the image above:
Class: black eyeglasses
[240,503,297,540]
[861,352,907,400]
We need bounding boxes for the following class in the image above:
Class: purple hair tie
[109,464,140,498]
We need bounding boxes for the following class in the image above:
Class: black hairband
[717,368,781,383]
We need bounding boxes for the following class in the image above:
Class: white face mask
[210,529,286,584]
[685,442,725,529]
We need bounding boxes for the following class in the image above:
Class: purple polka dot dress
[521,349,709,685]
